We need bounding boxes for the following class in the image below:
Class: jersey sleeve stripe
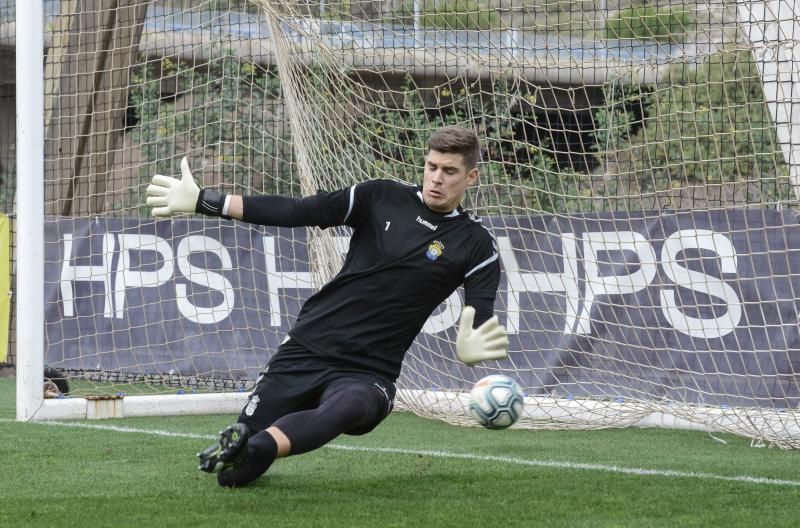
[343,184,357,223]
[464,252,498,278]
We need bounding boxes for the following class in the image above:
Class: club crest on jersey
[426,240,444,261]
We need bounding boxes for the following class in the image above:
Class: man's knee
[328,383,390,436]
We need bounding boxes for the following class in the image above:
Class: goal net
[18,0,800,447]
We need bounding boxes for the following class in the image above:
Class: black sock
[217,430,278,488]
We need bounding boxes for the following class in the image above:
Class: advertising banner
[44,209,800,406]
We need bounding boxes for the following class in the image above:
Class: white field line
[3,418,800,487]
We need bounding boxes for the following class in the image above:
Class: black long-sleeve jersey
[243,179,501,381]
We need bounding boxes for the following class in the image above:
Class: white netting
[37,0,800,446]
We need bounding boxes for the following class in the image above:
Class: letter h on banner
[60,233,116,318]
[498,232,657,336]
[496,234,580,334]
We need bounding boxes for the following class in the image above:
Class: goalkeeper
[146,126,508,488]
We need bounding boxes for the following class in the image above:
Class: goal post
[14,0,800,448]
[16,0,45,421]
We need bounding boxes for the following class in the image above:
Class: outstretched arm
[146,157,343,227]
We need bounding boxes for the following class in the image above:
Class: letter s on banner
[660,229,741,339]
[176,235,235,324]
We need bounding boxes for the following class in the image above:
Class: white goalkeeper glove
[456,306,509,367]
[146,157,228,218]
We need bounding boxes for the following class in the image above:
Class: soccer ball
[468,374,525,429]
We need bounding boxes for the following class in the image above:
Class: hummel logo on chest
[416,216,438,231]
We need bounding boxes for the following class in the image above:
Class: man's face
[422,149,478,213]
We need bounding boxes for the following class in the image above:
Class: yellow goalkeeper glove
[145,156,201,217]
[456,306,509,367]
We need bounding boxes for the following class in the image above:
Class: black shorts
[237,338,396,432]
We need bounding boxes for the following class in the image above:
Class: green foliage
[390,0,503,30]
[470,85,586,215]
[158,0,259,12]
[128,56,575,215]
[315,0,355,20]
[351,77,469,183]
[127,49,791,216]
[351,75,587,214]
[625,51,789,203]
[595,51,791,207]
[605,6,696,43]
[592,87,643,156]
[126,53,291,215]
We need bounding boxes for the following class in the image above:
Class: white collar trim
[417,190,461,217]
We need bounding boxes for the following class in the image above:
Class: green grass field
[2,377,799,528]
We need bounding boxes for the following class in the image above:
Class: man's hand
[456,306,509,367]
[146,156,201,217]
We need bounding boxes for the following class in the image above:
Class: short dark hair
[426,126,480,170]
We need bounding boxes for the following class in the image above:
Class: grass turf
[1,377,799,527]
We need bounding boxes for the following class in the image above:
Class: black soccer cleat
[197,423,250,473]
